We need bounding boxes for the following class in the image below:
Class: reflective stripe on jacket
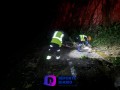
[79,35,87,41]
[51,31,64,47]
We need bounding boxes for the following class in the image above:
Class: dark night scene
[2,0,120,90]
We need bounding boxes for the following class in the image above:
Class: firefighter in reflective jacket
[46,30,64,60]
[76,35,91,52]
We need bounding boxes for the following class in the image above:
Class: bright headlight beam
[68,47,104,59]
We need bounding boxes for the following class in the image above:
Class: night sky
[2,0,62,74]
[4,1,61,58]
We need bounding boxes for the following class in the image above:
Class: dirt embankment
[92,45,120,58]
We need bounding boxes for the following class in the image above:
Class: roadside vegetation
[88,23,120,66]
[69,23,120,65]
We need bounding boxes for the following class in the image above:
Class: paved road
[55,47,109,77]
[68,49,104,59]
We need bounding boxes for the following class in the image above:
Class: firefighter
[75,34,91,52]
[46,30,64,60]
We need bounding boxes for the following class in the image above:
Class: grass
[87,23,120,66]
[88,23,120,47]
[110,57,120,66]
[70,23,120,47]
[70,22,120,65]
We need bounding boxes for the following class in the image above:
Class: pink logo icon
[44,75,56,86]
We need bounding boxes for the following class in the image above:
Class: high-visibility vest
[51,31,64,47]
[79,35,87,41]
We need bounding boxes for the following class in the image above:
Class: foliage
[110,57,120,66]
[69,23,120,47]
[87,23,120,47]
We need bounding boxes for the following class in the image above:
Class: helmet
[87,36,92,41]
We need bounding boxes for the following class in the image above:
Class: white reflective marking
[56,56,60,59]
[50,45,53,47]
[70,66,77,76]
[57,49,60,52]
[46,55,52,60]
